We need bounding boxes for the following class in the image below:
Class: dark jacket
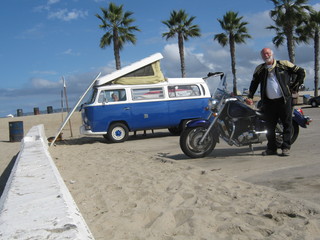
[247,60,305,103]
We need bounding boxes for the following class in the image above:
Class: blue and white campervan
[80,53,211,142]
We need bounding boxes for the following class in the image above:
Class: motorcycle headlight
[209,99,219,110]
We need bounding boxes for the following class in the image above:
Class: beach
[1,112,320,239]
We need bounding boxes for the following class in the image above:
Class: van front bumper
[80,125,107,135]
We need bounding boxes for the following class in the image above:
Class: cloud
[31,78,61,89]
[60,49,81,56]
[48,8,88,21]
[48,0,60,5]
[245,10,273,39]
[162,44,180,61]
[63,49,73,55]
[34,0,88,21]
[33,0,60,12]
[313,3,320,10]
[0,70,99,116]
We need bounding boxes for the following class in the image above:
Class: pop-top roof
[95,52,164,86]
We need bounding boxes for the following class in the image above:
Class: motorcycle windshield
[206,74,228,100]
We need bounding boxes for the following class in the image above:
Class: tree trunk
[314,29,319,97]
[286,32,295,63]
[229,36,237,95]
[178,33,185,78]
[113,30,121,70]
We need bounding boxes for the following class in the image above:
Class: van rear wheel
[107,123,129,143]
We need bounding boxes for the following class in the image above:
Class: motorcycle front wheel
[180,127,216,158]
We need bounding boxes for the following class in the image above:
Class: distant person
[112,93,119,102]
[245,48,305,157]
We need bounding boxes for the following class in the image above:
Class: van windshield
[86,88,98,104]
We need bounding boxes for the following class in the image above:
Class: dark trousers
[263,97,292,151]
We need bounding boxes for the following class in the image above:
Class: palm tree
[162,10,201,78]
[214,11,251,95]
[266,0,312,63]
[96,2,140,70]
[296,10,320,97]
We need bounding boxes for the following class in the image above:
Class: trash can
[303,94,311,104]
[47,106,53,114]
[34,107,40,115]
[9,121,24,142]
[17,109,23,117]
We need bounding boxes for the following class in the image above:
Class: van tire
[107,123,129,143]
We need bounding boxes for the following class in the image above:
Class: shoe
[262,149,277,156]
[280,148,290,156]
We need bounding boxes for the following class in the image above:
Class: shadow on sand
[159,145,266,161]
[50,131,173,146]
[0,153,18,198]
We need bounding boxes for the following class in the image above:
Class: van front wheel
[107,123,129,143]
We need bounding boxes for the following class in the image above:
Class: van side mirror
[102,97,108,104]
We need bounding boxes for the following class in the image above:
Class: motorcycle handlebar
[204,72,224,80]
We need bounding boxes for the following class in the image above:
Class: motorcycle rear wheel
[180,127,216,158]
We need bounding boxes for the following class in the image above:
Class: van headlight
[84,116,88,124]
[82,113,89,125]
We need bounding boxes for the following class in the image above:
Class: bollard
[9,121,24,142]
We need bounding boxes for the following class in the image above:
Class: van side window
[168,85,201,98]
[98,89,126,103]
[132,87,164,100]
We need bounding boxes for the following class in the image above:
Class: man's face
[261,49,274,65]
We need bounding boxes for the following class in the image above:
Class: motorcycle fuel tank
[227,101,256,118]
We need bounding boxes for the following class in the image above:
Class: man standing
[246,48,305,156]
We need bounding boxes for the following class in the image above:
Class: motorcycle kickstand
[249,144,255,155]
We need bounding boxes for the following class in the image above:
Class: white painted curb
[0,125,94,239]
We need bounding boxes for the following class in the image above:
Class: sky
[1,0,319,117]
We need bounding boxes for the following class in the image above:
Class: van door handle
[124,107,130,110]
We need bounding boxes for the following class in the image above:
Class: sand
[1,112,320,240]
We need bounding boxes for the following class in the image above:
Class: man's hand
[245,98,253,105]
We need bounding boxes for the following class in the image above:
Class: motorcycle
[180,72,312,158]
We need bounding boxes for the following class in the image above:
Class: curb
[0,124,94,239]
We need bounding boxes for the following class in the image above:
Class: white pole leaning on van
[49,72,101,147]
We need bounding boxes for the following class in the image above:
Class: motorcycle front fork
[199,107,224,144]
[199,114,217,144]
